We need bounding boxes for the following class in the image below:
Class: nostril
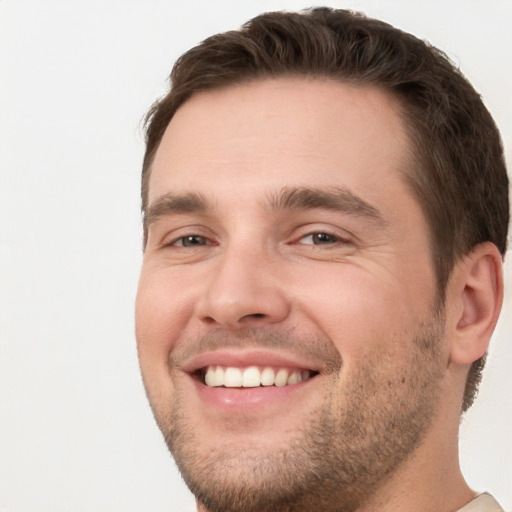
[238,312,267,322]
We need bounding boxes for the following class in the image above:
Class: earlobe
[448,242,504,366]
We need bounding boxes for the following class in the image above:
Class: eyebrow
[144,192,212,231]
[267,186,385,225]
[144,185,385,232]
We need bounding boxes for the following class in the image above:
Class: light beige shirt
[457,494,504,512]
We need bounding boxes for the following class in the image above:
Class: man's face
[136,78,449,512]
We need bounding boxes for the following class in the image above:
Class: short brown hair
[141,8,509,412]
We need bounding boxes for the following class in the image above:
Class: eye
[298,232,343,245]
[172,235,212,247]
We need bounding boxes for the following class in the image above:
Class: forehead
[148,78,412,209]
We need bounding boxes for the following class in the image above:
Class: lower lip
[191,376,314,411]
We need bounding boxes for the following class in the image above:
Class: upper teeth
[204,366,312,388]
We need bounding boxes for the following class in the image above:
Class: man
[135,8,509,512]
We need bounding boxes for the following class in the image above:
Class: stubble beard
[157,313,446,512]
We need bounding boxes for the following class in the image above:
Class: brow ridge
[143,186,385,235]
[267,186,385,224]
[144,192,211,230]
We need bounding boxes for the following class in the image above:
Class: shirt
[457,493,504,512]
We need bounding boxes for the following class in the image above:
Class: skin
[136,78,503,512]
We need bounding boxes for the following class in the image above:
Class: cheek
[290,264,422,360]
[135,267,196,371]
[135,269,197,422]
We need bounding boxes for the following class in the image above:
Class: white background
[0,1,510,511]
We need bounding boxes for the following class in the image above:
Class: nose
[195,244,291,329]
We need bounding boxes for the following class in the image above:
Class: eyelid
[298,232,343,245]
[157,224,218,248]
[169,234,215,247]
[291,225,354,245]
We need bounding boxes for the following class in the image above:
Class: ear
[446,242,504,366]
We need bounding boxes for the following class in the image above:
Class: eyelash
[296,231,349,246]
[169,234,214,247]
[166,230,349,249]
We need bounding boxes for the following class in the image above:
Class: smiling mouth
[200,365,318,388]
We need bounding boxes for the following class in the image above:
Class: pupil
[314,233,334,244]
[184,235,203,246]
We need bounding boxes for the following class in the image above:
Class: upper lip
[180,349,324,374]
